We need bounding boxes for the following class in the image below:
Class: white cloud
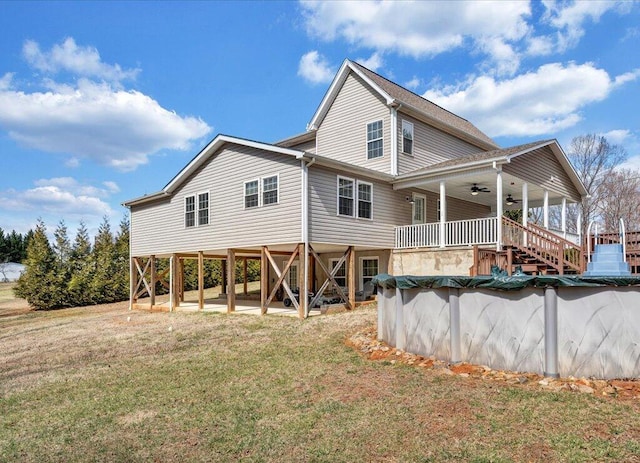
[423,62,638,137]
[0,39,212,172]
[23,37,139,83]
[0,177,116,219]
[102,181,120,194]
[300,0,532,76]
[355,52,383,72]
[297,50,335,84]
[602,129,631,145]
[404,76,421,91]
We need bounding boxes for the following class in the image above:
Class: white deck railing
[395,217,498,249]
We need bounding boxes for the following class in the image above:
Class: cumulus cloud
[355,52,383,72]
[300,0,532,76]
[0,177,116,218]
[298,50,335,84]
[423,62,639,137]
[23,37,139,83]
[0,38,212,171]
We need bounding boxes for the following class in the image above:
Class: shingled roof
[349,60,498,149]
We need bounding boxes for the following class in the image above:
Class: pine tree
[91,216,116,303]
[68,221,93,306]
[14,219,59,310]
[51,221,72,307]
[113,215,130,301]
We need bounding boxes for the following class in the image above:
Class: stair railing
[620,218,627,263]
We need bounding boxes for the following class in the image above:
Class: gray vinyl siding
[130,145,301,256]
[397,112,483,174]
[316,72,391,174]
[289,138,316,154]
[308,165,406,248]
[503,147,581,201]
[414,190,492,223]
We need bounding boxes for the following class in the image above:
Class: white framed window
[412,193,426,224]
[244,180,259,208]
[337,176,354,217]
[359,257,379,290]
[262,175,279,206]
[185,195,196,228]
[402,120,414,155]
[366,120,383,159]
[198,192,209,226]
[329,258,347,289]
[283,260,299,290]
[337,176,373,219]
[358,181,373,219]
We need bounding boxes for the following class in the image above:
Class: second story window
[338,177,354,216]
[337,176,373,219]
[245,180,259,208]
[262,175,279,205]
[198,192,209,226]
[366,120,383,159]
[358,182,372,219]
[185,196,195,228]
[402,120,414,155]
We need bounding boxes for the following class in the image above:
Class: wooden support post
[227,249,236,313]
[507,248,513,276]
[243,257,248,295]
[308,252,315,293]
[179,258,185,302]
[130,256,137,309]
[221,259,227,296]
[150,255,156,310]
[170,254,179,310]
[348,246,355,310]
[261,246,268,314]
[198,251,204,310]
[298,243,307,319]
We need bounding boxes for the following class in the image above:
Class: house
[123,59,590,318]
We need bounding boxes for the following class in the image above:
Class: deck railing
[395,217,498,249]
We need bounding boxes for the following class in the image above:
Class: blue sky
[1,1,639,238]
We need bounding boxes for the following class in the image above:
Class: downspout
[389,102,402,176]
[301,157,316,318]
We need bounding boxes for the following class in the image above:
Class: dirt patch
[347,324,640,401]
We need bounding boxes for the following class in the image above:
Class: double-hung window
[360,257,379,290]
[337,176,373,219]
[366,120,383,159]
[185,196,196,228]
[402,120,414,155]
[245,174,279,208]
[198,192,209,226]
[329,259,347,289]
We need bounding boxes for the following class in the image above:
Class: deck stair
[583,244,631,276]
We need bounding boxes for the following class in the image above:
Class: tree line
[0,228,34,263]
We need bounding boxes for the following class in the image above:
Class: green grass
[1,304,639,462]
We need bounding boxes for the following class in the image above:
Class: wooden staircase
[471,217,584,276]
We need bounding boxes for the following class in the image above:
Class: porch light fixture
[406,196,415,204]
[505,194,515,206]
[471,190,479,196]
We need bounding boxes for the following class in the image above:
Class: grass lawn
[1,302,639,462]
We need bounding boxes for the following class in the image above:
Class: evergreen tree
[113,216,130,301]
[0,228,7,262]
[91,216,117,303]
[7,230,24,263]
[14,219,59,310]
[22,229,34,262]
[68,221,93,306]
[51,221,72,307]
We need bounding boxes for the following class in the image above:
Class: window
[337,176,373,219]
[244,180,259,208]
[329,259,347,288]
[402,120,414,155]
[284,261,299,291]
[338,177,354,217]
[198,192,209,226]
[360,257,379,290]
[185,196,195,228]
[366,120,383,159]
[262,175,278,205]
[358,182,372,219]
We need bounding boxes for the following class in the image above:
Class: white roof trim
[307,59,394,131]
[124,134,304,207]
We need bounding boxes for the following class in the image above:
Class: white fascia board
[394,157,509,183]
[163,134,304,194]
[122,191,169,208]
[307,60,394,131]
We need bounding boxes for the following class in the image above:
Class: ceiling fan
[505,194,521,205]
[470,183,490,195]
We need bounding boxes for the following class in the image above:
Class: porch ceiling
[398,169,573,211]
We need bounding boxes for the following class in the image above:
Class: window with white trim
[185,195,195,228]
[402,120,414,155]
[262,175,278,205]
[198,192,209,226]
[358,182,372,219]
[360,257,379,290]
[337,176,373,219]
[244,180,259,208]
[366,120,383,159]
[329,258,347,289]
[338,177,354,217]
[412,193,426,224]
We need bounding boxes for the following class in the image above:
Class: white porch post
[543,190,549,229]
[577,211,583,245]
[522,183,528,227]
[496,169,503,251]
[561,197,567,239]
[439,181,447,248]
